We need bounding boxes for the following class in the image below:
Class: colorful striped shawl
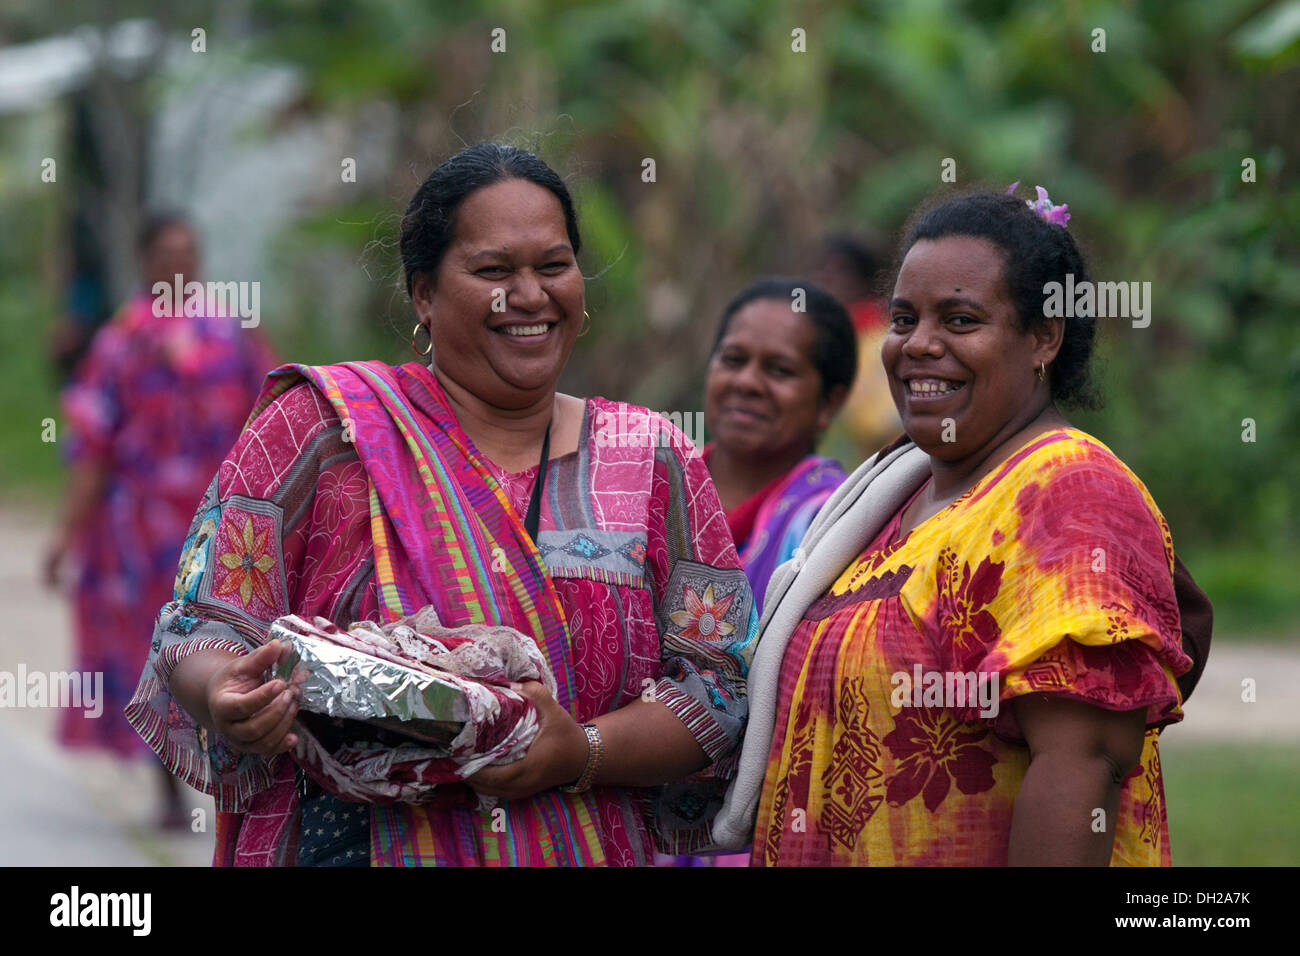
[248,360,605,865]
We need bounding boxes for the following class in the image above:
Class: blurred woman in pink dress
[44,213,277,826]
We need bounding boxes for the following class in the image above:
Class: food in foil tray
[267,606,554,804]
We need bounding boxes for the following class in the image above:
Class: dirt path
[0,505,212,865]
[1164,643,1300,743]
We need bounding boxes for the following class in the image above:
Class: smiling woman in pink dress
[658,279,857,867]
[125,144,758,866]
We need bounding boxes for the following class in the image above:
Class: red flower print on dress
[668,583,736,640]
[1080,640,1151,702]
[882,709,997,812]
[1101,601,1135,642]
[215,516,277,608]
[624,541,647,567]
[843,538,905,590]
[935,548,1004,671]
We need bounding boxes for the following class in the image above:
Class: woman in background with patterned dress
[659,278,856,866]
[704,279,857,610]
[43,213,278,826]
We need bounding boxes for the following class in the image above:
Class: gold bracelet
[559,723,603,794]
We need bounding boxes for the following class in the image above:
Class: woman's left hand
[465,681,591,800]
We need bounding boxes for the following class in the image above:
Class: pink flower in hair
[1030,185,1070,225]
[1009,182,1070,226]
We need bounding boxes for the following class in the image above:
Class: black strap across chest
[523,422,551,543]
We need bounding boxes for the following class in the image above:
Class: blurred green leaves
[1235,0,1300,68]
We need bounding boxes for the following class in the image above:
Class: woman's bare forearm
[589,698,710,788]
[56,461,108,539]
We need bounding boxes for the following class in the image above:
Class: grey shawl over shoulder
[709,434,1213,850]
[710,441,930,849]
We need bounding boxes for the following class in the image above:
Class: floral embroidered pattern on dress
[670,583,737,641]
[216,517,278,608]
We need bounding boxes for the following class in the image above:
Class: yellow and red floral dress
[754,428,1192,866]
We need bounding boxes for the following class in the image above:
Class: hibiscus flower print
[1101,602,1135,642]
[882,709,997,812]
[1083,640,1151,702]
[215,516,277,609]
[668,583,736,640]
[934,548,1004,670]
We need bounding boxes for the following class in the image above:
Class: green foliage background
[2,0,1297,632]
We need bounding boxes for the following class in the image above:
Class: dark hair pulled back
[399,143,581,297]
[900,191,1100,410]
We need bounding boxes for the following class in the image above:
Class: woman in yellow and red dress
[753,187,1191,865]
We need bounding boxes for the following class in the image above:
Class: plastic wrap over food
[267,606,555,804]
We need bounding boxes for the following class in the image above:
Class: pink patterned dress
[60,291,276,755]
[126,362,757,865]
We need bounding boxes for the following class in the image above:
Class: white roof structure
[0,19,164,114]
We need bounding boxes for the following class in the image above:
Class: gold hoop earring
[412,322,432,356]
[1036,361,1047,383]
[578,310,591,337]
